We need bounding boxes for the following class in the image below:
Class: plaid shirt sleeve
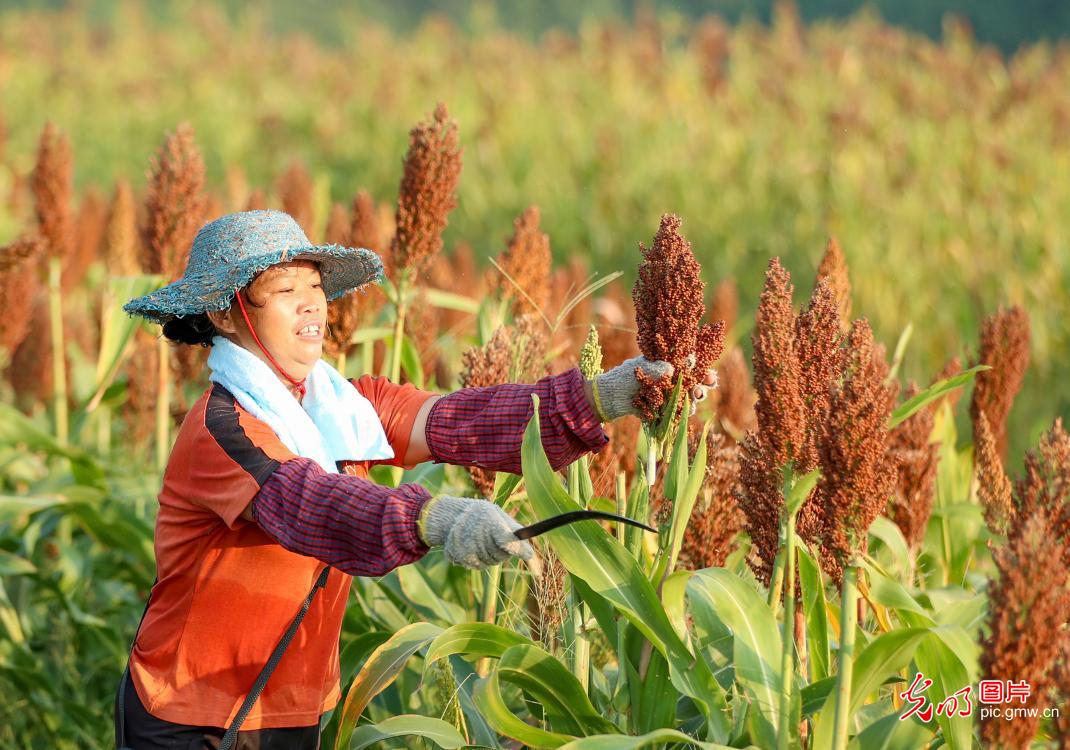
[251,457,431,577]
[424,366,610,474]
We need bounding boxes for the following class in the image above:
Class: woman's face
[208,260,327,388]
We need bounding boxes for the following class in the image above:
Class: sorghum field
[0,2,1068,748]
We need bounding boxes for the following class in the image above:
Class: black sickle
[513,510,657,540]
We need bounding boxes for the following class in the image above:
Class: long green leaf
[472,670,575,748]
[913,629,974,750]
[558,727,749,749]
[424,287,481,314]
[887,366,986,429]
[687,568,782,750]
[812,627,931,747]
[496,643,620,736]
[333,621,443,750]
[424,622,535,664]
[798,546,831,682]
[848,712,935,750]
[348,715,467,749]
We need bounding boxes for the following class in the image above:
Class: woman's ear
[206,307,237,335]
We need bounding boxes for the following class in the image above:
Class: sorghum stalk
[777,508,798,750]
[389,267,411,383]
[47,257,68,444]
[831,555,860,750]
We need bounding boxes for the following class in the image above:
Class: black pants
[114,670,322,750]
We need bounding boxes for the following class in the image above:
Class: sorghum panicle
[793,278,846,473]
[886,382,941,550]
[632,214,725,423]
[392,103,462,278]
[141,123,208,282]
[981,513,1070,749]
[712,346,756,443]
[103,179,141,276]
[30,122,73,268]
[498,205,551,317]
[970,305,1031,460]
[975,410,1014,537]
[816,236,852,330]
[808,319,898,584]
[0,235,44,357]
[749,257,805,467]
[276,160,315,241]
[709,278,739,337]
[63,187,107,293]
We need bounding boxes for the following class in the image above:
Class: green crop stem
[831,558,859,750]
[48,257,68,446]
[390,268,411,384]
[776,509,798,750]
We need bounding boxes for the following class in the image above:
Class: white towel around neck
[206,335,394,473]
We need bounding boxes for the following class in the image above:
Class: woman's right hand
[418,495,536,569]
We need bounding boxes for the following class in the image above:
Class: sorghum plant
[140,122,208,468]
[389,103,462,382]
[969,305,1030,461]
[495,205,551,319]
[31,122,74,444]
[981,420,1070,747]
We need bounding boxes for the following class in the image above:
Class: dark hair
[161,313,219,347]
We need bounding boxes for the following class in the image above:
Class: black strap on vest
[117,566,331,750]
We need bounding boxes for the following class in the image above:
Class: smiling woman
[113,209,699,749]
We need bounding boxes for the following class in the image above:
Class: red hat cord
[235,289,308,400]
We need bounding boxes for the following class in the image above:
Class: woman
[114,210,715,749]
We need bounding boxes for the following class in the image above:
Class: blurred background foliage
[0,0,1067,470]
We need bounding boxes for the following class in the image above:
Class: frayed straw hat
[123,210,383,324]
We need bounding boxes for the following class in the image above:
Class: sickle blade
[513,510,657,540]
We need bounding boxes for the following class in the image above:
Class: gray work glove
[419,496,536,570]
[591,354,718,421]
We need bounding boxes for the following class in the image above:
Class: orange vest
[129,375,435,729]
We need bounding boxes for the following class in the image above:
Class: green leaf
[887,366,987,429]
[785,467,820,516]
[333,622,443,750]
[0,550,37,576]
[798,546,831,682]
[424,622,535,664]
[83,274,161,412]
[860,560,934,627]
[665,421,708,575]
[399,334,424,388]
[348,714,467,749]
[848,712,935,750]
[913,630,974,750]
[867,517,913,579]
[496,643,620,736]
[425,287,481,314]
[473,669,575,748]
[687,568,782,750]
[558,727,747,749]
[349,326,393,345]
[812,628,931,747]
[396,565,467,624]
[492,472,523,504]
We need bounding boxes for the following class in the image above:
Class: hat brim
[123,244,384,324]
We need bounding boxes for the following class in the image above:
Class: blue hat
[123,210,384,324]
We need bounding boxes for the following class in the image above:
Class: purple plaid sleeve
[425,366,610,474]
[251,457,431,577]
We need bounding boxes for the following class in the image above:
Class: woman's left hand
[590,355,718,421]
